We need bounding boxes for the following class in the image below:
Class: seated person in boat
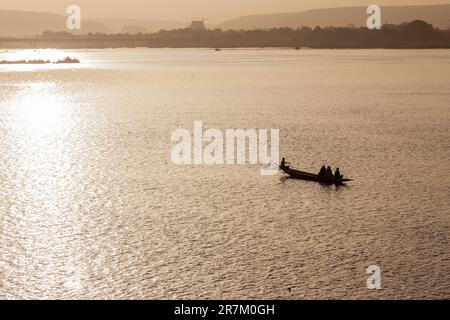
[334,168,342,182]
[318,165,326,177]
[326,166,333,179]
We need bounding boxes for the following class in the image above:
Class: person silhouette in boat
[281,158,286,169]
[318,165,326,177]
[334,167,342,182]
[326,166,333,179]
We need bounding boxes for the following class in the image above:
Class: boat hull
[280,167,351,185]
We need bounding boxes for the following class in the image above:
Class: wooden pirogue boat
[280,162,352,185]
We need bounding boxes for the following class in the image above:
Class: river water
[0,48,449,299]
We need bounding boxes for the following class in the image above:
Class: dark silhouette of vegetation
[0,56,80,64]
[0,59,50,64]
[1,20,449,49]
[54,56,80,64]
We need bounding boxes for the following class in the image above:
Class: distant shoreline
[1,40,449,50]
[1,45,449,50]
[0,57,80,64]
[1,20,449,50]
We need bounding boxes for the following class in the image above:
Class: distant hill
[0,10,111,36]
[0,10,187,36]
[96,18,186,33]
[2,5,450,37]
[220,5,450,30]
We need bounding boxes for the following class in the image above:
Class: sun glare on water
[11,83,71,134]
[2,81,87,298]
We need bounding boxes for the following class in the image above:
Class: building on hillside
[190,20,206,30]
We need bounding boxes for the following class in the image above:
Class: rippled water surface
[0,48,449,299]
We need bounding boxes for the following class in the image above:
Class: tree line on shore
[5,20,450,48]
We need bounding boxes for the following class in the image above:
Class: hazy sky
[1,0,448,21]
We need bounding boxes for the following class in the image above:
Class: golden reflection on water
[1,49,449,299]
[4,83,85,298]
[13,84,69,134]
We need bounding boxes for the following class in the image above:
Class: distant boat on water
[280,158,352,185]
